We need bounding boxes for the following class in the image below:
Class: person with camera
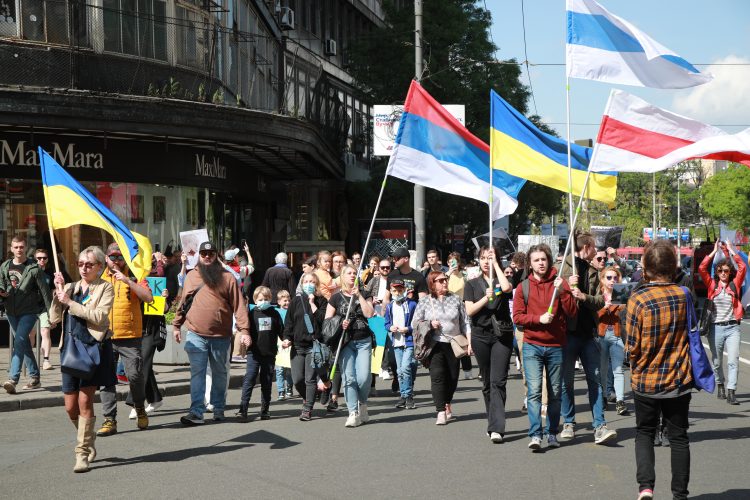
[699,240,746,405]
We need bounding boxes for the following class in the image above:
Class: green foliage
[212,88,225,104]
[701,164,750,229]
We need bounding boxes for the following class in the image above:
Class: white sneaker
[380,369,393,380]
[358,403,369,424]
[463,369,473,380]
[205,403,214,413]
[528,436,542,450]
[490,432,503,443]
[128,408,137,420]
[344,411,361,427]
[145,400,163,414]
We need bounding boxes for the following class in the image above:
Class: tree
[701,164,750,230]
[346,1,561,253]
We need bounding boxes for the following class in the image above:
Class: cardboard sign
[146,277,166,297]
[180,228,209,270]
[144,296,166,316]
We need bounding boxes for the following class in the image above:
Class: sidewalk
[0,346,248,412]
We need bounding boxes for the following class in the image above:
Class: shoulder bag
[682,286,715,393]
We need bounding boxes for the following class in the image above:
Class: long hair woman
[49,246,115,473]
[412,270,471,426]
[596,266,628,415]
[325,264,375,427]
[698,239,747,405]
[463,246,514,443]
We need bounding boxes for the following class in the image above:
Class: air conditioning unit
[279,7,294,30]
[324,39,337,56]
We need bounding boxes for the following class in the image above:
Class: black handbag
[698,299,712,337]
[321,315,344,347]
[60,333,100,380]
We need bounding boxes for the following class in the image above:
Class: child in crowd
[384,279,418,409]
[275,290,294,400]
[236,286,284,421]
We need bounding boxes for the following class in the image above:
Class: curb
[0,374,245,413]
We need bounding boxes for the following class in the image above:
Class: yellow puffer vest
[102,269,143,340]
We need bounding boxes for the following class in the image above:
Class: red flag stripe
[597,116,694,159]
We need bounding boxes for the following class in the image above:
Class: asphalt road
[1,360,748,500]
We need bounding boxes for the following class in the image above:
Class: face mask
[256,300,271,310]
[392,292,405,303]
[302,283,316,295]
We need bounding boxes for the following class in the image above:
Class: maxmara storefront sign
[0,140,104,168]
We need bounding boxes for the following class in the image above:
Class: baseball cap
[392,248,410,259]
[390,278,405,288]
[224,248,240,261]
[198,241,216,253]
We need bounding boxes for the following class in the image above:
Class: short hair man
[97,242,154,436]
[385,248,428,305]
[173,241,250,425]
[422,249,448,277]
[1,236,52,394]
[260,251,295,300]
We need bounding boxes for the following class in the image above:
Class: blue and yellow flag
[489,90,617,204]
[39,147,152,280]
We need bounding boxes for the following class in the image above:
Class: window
[175,4,209,69]
[104,0,167,60]
[15,0,88,45]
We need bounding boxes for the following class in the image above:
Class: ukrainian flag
[490,90,617,204]
[40,147,152,280]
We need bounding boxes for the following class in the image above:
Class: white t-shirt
[391,302,406,347]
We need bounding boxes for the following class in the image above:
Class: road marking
[702,343,750,366]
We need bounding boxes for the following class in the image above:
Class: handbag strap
[680,286,697,330]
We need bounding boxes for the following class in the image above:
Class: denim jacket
[384,298,417,348]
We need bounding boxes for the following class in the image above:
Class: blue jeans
[393,345,416,398]
[340,338,372,413]
[184,332,231,418]
[709,323,741,390]
[523,343,563,438]
[8,314,40,382]
[562,334,606,428]
[275,366,293,394]
[599,331,625,401]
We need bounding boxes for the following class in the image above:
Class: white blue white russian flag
[566,0,712,89]
[387,81,525,220]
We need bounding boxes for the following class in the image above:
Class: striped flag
[589,90,750,173]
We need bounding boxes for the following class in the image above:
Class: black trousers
[428,342,460,412]
[290,347,330,411]
[239,351,275,412]
[126,329,162,406]
[634,392,691,499]
[460,354,472,371]
[471,331,513,434]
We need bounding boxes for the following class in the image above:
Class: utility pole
[414,0,426,265]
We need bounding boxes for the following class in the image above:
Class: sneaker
[445,403,456,422]
[3,380,17,394]
[380,369,392,380]
[260,406,271,420]
[231,355,247,363]
[145,401,163,414]
[490,432,503,443]
[213,413,226,422]
[344,411,361,427]
[607,393,617,404]
[299,409,312,421]
[637,489,654,500]
[395,398,407,409]
[326,399,339,412]
[358,403,369,424]
[42,360,53,370]
[547,434,561,448]
[463,369,473,380]
[129,408,137,420]
[234,410,249,422]
[528,436,542,450]
[277,393,286,402]
[97,418,118,436]
[205,403,214,413]
[180,413,205,425]
[560,423,575,441]
[405,396,416,409]
[135,407,149,429]
[594,424,618,445]
[435,411,447,425]
[319,387,331,406]
[616,400,629,416]
[22,377,40,390]
[285,391,293,399]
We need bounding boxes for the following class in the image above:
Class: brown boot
[71,417,96,462]
[73,416,96,473]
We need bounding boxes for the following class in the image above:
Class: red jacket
[512,269,578,347]
[698,253,746,321]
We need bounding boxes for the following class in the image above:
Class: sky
[486,0,750,141]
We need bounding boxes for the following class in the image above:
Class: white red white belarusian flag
[589,90,750,173]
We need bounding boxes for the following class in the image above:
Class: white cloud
[671,55,750,130]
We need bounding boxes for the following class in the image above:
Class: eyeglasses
[199,251,216,257]
[78,261,98,270]
[36,256,48,261]
[604,275,618,281]
[434,277,448,283]
[717,269,730,274]
[380,266,391,270]
[107,254,125,262]
[595,256,606,262]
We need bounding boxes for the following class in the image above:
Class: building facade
[0,0,381,274]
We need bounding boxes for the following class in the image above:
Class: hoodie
[512,269,578,347]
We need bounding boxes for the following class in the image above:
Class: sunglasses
[107,254,125,262]
[380,266,391,270]
[717,269,731,274]
[604,275,618,281]
[434,277,448,283]
[595,256,606,262]
[78,261,98,270]
[199,251,216,257]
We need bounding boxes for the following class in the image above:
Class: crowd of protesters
[1,230,746,500]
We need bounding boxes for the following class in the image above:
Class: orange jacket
[101,268,149,339]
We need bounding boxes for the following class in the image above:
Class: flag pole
[565,77,575,229]
[488,97,495,302]
[39,148,62,291]
[329,165,393,380]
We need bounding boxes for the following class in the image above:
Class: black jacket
[283,293,327,350]
[0,258,52,316]
[248,307,284,357]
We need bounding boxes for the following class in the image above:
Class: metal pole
[413,0,426,266]
[565,78,575,228]
[652,172,657,241]
[677,176,681,250]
